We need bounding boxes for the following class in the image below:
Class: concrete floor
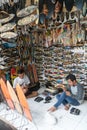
[0,87,87,130]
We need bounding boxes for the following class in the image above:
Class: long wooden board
[28,64,34,84]
[16,84,32,121]
[7,81,23,114]
[0,78,14,109]
[32,63,39,83]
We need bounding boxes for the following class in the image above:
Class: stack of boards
[0,78,32,122]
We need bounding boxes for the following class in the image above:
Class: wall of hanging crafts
[0,0,87,86]
[0,11,19,82]
[0,0,40,84]
[16,1,39,84]
[0,0,24,12]
[34,0,87,87]
[39,0,87,28]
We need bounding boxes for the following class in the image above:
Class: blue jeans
[54,92,80,108]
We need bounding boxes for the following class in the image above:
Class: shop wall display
[0,1,87,129]
[0,0,87,90]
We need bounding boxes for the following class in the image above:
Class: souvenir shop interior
[0,0,87,130]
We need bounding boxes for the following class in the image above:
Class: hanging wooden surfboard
[0,11,9,19]
[35,0,39,25]
[0,23,16,33]
[0,78,14,109]
[28,64,34,84]
[39,0,45,24]
[64,0,74,12]
[16,84,32,121]
[54,0,63,13]
[52,0,63,20]
[75,0,84,9]
[39,0,54,25]
[7,81,23,114]
[18,14,39,26]
[17,5,38,17]
[82,0,87,17]
[32,63,39,83]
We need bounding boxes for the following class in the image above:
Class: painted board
[0,78,14,109]
[65,0,74,12]
[7,81,23,114]
[75,0,84,9]
[16,84,32,121]
[39,0,54,24]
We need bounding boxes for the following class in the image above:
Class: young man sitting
[48,74,84,112]
[13,68,40,98]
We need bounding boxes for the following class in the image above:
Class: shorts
[25,82,40,96]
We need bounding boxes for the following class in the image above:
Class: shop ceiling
[0,0,87,28]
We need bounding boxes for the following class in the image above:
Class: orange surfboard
[7,81,23,114]
[0,78,14,109]
[16,84,32,121]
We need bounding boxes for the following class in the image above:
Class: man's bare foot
[48,106,57,112]
[26,91,38,98]
[65,104,70,110]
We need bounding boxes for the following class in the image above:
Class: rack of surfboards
[0,78,32,122]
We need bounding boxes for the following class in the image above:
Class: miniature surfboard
[0,78,14,109]
[65,0,74,12]
[16,84,32,121]
[82,1,87,17]
[17,5,38,17]
[54,0,63,13]
[39,0,54,25]
[75,0,84,9]
[7,81,23,114]
[35,0,39,25]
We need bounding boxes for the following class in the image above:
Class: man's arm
[55,84,67,91]
[55,84,71,96]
